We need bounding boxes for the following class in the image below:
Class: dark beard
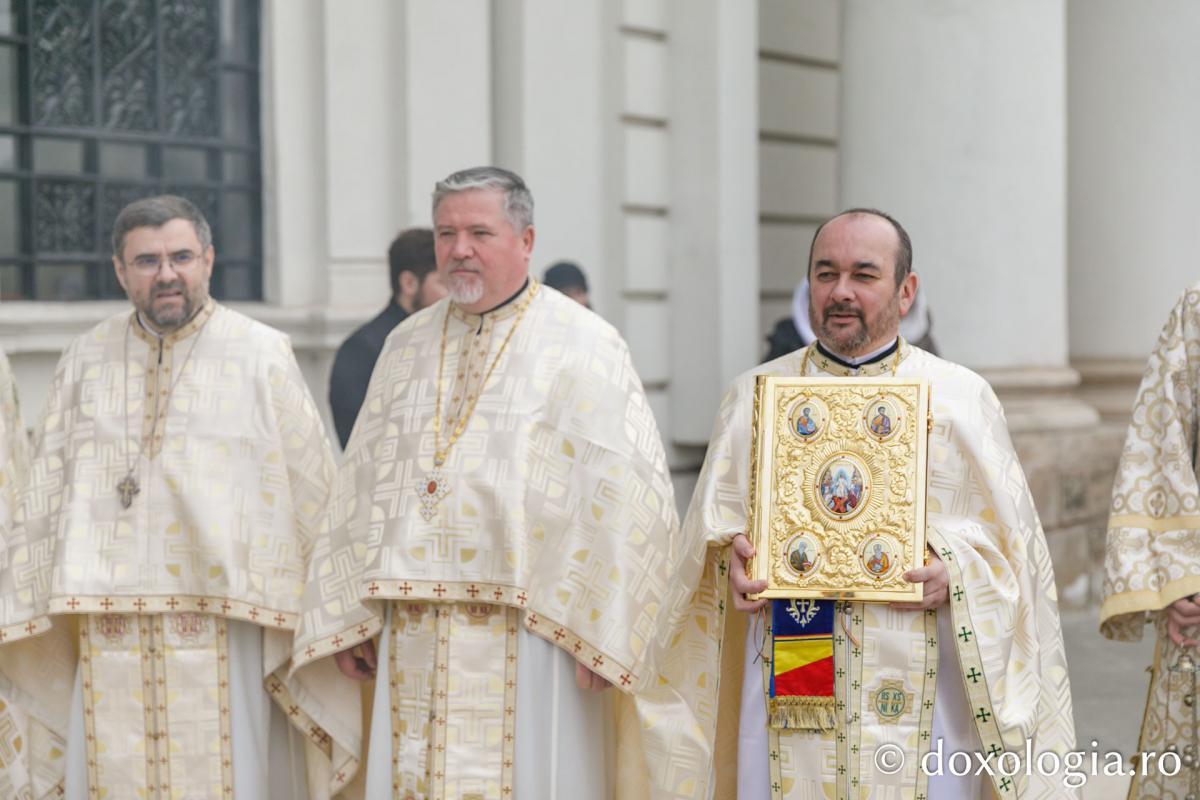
[811,296,900,357]
[144,282,194,329]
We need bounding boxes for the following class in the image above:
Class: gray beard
[449,275,484,306]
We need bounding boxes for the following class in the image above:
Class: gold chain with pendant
[119,312,208,509]
[418,281,540,520]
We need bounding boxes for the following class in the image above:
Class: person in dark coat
[764,277,938,363]
[543,260,592,309]
[328,228,447,448]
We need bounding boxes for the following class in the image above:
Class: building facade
[1,0,1191,610]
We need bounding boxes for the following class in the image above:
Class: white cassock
[289,282,706,799]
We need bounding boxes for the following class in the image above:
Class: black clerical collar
[450,277,537,332]
[480,278,530,316]
[814,338,899,369]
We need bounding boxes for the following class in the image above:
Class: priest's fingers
[732,533,755,561]
[730,534,768,612]
[334,647,376,681]
[1166,604,1200,629]
[575,662,612,691]
[358,639,379,671]
[1168,596,1200,618]
[732,594,768,613]
[890,586,947,612]
[1167,616,1199,648]
[729,561,768,612]
[902,560,948,589]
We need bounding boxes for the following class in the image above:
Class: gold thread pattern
[81,613,230,798]
[748,376,930,602]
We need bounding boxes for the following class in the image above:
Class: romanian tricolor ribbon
[769,598,837,730]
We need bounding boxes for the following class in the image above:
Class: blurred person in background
[543,260,592,309]
[329,228,448,448]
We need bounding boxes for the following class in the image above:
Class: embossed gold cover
[747,376,930,602]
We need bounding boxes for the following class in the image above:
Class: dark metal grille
[0,0,262,301]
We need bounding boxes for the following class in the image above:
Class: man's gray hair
[112,195,213,259]
[432,166,534,231]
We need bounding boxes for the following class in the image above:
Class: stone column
[666,0,760,445]
[839,0,1102,607]
[1068,1,1200,417]
[490,0,611,307]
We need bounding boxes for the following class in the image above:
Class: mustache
[821,302,863,319]
[152,281,185,298]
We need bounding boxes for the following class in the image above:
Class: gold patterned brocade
[0,303,344,796]
[1101,283,1200,797]
[80,612,232,798]
[0,349,65,800]
[287,285,713,798]
[683,342,1077,799]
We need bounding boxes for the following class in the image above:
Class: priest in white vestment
[682,210,1077,799]
[0,196,344,799]
[0,347,56,800]
[1102,281,1200,798]
[288,168,707,799]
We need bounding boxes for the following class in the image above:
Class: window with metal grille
[0,0,261,301]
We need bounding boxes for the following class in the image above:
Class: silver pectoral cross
[117,474,140,509]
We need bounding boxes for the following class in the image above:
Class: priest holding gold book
[681,209,1077,799]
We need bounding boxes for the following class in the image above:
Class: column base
[979,366,1120,610]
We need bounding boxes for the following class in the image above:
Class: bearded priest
[286,167,711,799]
[0,196,340,798]
[682,209,1078,799]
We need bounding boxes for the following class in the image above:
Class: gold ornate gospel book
[747,377,931,602]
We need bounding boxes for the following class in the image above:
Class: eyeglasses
[126,251,201,274]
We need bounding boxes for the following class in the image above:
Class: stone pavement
[1061,607,1156,800]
